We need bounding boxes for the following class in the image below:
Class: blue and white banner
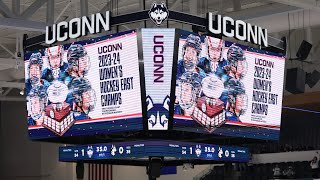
[142,28,176,130]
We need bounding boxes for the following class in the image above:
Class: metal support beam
[99,0,111,13]
[0,58,24,68]
[0,81,24,89]
[54,1,71,23]
[0,44,15,58]
[19,34,24,59]
[0,37,16,44]
[189,0,198,15]
[0,0,15,18]
[269,0,320,12]
[88,2,100,11]
[233,0,241,11]
[0,96,25,102]
[21,0,46,19]
[226,3,301,21]
[0,17,46,32]
[12,0,20,16]
[80,0,88,17]
[171,0,183,10]
[46,0,54,25]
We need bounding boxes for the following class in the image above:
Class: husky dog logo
[149,2,169,26]
[146,95,170,130]
[195,145,202,157]
[87,146,93,158]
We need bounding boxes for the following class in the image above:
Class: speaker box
[306,70,320,88]
[296,40,312,61]
[286,68,305,94]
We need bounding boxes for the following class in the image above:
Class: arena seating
[200,161,314,179]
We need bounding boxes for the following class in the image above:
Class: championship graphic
[174,33,249,133]
[43,81,73,136]
[26,44,95,136]
[192,75,226,133]
[26,30,143,139]
[174,30,284,140]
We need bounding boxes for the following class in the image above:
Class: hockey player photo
[65,44,90,87]
[175,71,202,116]
[222,44,247,82]
[65,44,91,106]
[224,78,248,121]
[42,45,68,83]
[25,52,50,95]
[177,34,206,80]
[27,85,48,126]
[70,77,96,120]
[198,36,227,75]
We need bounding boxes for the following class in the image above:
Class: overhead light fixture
[20,88,24,95]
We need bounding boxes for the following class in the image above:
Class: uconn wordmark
[153,35,164,83]
[46,11,110,45]
[208,13,268,47]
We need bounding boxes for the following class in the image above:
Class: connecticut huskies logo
[146,95,170,130]
[149,2,169,26]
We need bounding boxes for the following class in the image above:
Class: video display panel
[26,30,143,139]
[173,30,285,140]
[59,140,249,162]
[142,28,176,130]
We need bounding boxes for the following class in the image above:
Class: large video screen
[26,30,143,139]
[173,30,285,140]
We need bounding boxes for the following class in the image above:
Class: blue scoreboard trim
[174,117,279,140]
[29,117,143,139]
[59,140,249,162]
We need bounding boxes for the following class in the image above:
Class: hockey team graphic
[26,30,143,138]
[174,32,248,133]
[26,44,96,136]
[174,30,284,138]
[25,29,283,139]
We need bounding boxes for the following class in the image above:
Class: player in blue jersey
[223,78,248,121]
[175,71,202,116]
[65,44,90,87]
[198,36,228,76]
[221,44,247,83]
[65,44,91,105]
[27,85,48,126]
[25,52,50,95]
[177,34,206,80]
[42,45,68,83]
[70,77,96,120]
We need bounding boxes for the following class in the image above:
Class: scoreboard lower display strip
[59,140,249,162]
